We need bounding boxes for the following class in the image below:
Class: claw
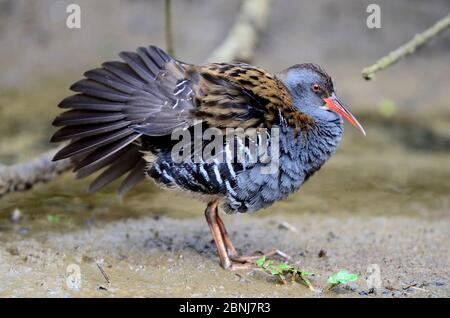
[230,249,291,264]
[229,263,255,271]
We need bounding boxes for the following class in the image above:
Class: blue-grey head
[277,63,365,135]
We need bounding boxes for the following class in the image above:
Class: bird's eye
[312,84,321,93]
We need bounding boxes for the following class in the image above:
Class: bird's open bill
[324,93,366,136]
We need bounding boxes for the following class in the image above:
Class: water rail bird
[51,46,365,269]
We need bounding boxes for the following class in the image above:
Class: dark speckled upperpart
[186,62,315,132]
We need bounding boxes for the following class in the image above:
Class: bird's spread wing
[51,46,313,195]
[184,63,313,131]
[52,46,192,194]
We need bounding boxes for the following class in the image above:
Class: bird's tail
[51,46,187,195]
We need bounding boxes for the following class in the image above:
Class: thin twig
[97,263,111,284]
[362,12,450,80]
[410,286,430,293]
[165,0,174,57]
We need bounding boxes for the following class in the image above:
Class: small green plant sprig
[256,256,359,293]
[255,256,315,291]
[327,270,359,290]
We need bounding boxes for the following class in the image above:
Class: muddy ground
[1,112,449,297]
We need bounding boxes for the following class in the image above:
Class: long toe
[230,249,291,264]
[229,262,255,271]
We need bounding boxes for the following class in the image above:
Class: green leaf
[275,263,292,270]
[255,256,266,267]
[327,271,359,285]
[301,271,314,277]
[270,268,282,275]
[47,214,61,224]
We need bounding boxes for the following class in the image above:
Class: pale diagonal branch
[207,0,272,63]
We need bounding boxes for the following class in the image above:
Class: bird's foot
[205,200,291,270]
[229,249,291,267]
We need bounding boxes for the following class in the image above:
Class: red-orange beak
[323,93,366,136]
